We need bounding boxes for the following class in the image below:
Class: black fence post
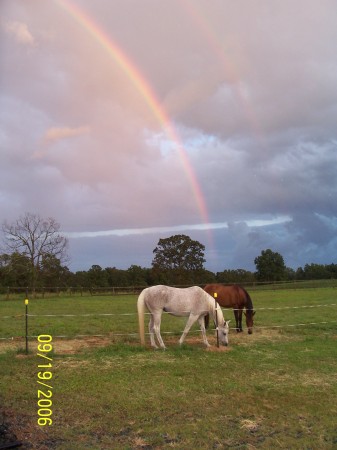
[214,292,219,348]
[25,296,29,354]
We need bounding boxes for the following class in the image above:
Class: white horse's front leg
[179,314,199,345]
[198,316,210,348]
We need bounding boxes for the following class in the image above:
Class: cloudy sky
[1,0,337,273]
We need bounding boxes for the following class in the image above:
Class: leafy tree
[0,252,31,287]
[152,234,206,285]
[326,263,337,279]
[127,265,149,286]
[296,263,337,280]
[285,267,296,281]
[2,213,68,290]
[295,267,305,280]
[87,265,109,287]
[152,234,205,270]
[198,269,216,284]
[105,267,129,287]
[72,270,90,288]
[254,249,287,281]
[40,254,71,287]
[216,269,255,284]
[302,263,331,280]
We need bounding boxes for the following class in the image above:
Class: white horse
[137,285,230,349]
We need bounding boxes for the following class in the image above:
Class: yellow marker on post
[25,299,29,305]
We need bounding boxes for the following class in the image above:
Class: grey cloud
[1,0,337,272]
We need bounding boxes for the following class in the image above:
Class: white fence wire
[0,302,336,341]
[1,303,336,320]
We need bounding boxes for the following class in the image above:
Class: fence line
[2,278,337,296]
[0,320,336,342]
[1,303,336,349]
[28,303,337,315]
[1,303,336,320]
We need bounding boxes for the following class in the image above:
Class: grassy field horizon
[1,287,336,449]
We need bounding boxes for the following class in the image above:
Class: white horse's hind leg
[148,315,158,349]
[198,316,210,347]
[179,313,199,345]
[152,312,166,349]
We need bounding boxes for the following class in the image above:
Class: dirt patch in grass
[0,410,23,449]
[0,408,53,450]
[230,326,301,346]
[240,418,261,433]
[0,327,294,357]
[206,345,232,352]
[0,337,24,354]
[0,336,115,356]
[301,371,337,387]
[53,336,114,354]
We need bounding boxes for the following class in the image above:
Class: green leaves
[152,234,205,271]
[254,249,287,281]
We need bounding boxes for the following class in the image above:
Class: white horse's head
[212,299,230,346]
[218,320,230,346]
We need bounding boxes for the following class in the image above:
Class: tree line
[1,213,336,290]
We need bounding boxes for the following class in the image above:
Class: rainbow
[55,0,211,230]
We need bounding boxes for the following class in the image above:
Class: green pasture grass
[249,278,337,290]
[0,330,336,448]
[0,294,138,341]
[0,287,336,448]
[1,287,336,342]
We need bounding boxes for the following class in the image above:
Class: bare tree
[2,212,69,290]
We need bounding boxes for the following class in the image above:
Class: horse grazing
[137,285,230,349]
[204,284,255,334]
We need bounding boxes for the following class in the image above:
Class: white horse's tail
[137,289,146,346]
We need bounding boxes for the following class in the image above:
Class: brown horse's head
[244,309,256,334]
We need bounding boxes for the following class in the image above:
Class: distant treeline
[2,215,336,294]
[1,253,337,291]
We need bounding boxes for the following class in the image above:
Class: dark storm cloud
[1,0,337,271]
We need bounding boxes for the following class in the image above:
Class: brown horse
[204,284,255,334]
